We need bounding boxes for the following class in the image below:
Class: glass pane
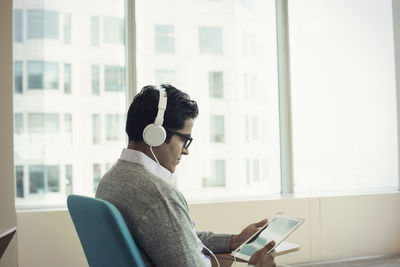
[64,63,71,93]
[203,160,226,187]
[91,65,100,95]
[289,0,398,192]
[63,13,71,44]
[209,71,223,98]
[92,114,101,144]
[27,10,59,39]
[47,165,60,192]
[16,166,24,198]
[136,0,281,200]
[93,164,101,193]
[210,115,224,143]
[105,66,124,91]
[65,164,73,195]
[91,16,99,46]
[14,9,23,42]
[14,113,23,134]
[14,61,23,93]
[29,165,45,194]
[155,25,175,53]
[105,114,123,141]
[14,0,127,208]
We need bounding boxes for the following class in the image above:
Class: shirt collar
[120,148,172,182]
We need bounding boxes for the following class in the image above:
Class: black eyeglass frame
[164,127,193,149]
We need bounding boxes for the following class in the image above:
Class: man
[96,84,276,267]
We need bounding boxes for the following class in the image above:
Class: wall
[16,192,400,267]
[0,0,18,266]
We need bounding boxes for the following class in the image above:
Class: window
[136,0,280,201]
[155,25,175,53]
[105,114,124,141]
[155,69,175,85]
[199,26,222,55]
[209,71,223,98]
[203,160,225,187]
[104,17,124,44]
[63,14,71,44]
[93,164,101,193]
[16,166,24,198]
[27,10,59,39]
[64,114,72,132]
[64,63,71,94]
[14,9,23,42]
[14,0,127,209]
[14,113,23,134]
[91,16,99,46]
[105,66,124,91]
[27,61,59,90]
[92,114,101,144]
[27,113,59,133]
[210,115,224,143]
[14,61,23,93]
[65,165,73,195]
[91,65,100,95]
[29,165,60,194]
[289,0,398,193]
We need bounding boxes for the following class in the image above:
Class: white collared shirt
[119,148,172,182]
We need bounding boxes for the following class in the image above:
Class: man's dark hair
[126,84,199,143]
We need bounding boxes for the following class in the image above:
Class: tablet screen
[235,215,303,260]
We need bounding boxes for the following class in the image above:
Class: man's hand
[229,218,268,251]
[248,241,276,267]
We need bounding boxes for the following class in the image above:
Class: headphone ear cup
[143,124,166,147]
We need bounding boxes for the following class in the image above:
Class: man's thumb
[264,240,276,253]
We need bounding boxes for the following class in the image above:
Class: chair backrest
[67,195,145,267]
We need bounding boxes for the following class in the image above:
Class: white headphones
[142,87,167,147]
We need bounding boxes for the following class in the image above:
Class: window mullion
[392,0,400,190]
[125,0,137,104]
[276,0,294,194]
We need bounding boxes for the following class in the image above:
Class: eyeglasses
[164,127,193,149]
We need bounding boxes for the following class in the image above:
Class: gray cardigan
[95,159,232,266]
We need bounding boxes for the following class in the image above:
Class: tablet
[231,214,304,261]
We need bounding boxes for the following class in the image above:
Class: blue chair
[67,195,145,267]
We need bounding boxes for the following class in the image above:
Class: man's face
[154,118,194,173]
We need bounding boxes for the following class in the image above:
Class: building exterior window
[104,17,124,44]
[93,164,101,193]
[65,164,73,195]
[16,166,24,198]
[64,63,71,94]
[64,114,72,132]
[210,115,224,143]
[91,16,99,46]
[203,160,225,187]
[155,25,174,53]
[14,113,23,134]
[209,71,223,98]
[92,114,101,144]
[27,113,59,133]
[91,65,100,95]
[105,66,124,91]
[199,26,222,55]
[105,114,123,141]
[27,61,59,90]
[29,165,60,194]
[63,13,71,44]
[14,61,23,93]
[14,9,23,42]
[27,10,59,39]
[155,69,175,85]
